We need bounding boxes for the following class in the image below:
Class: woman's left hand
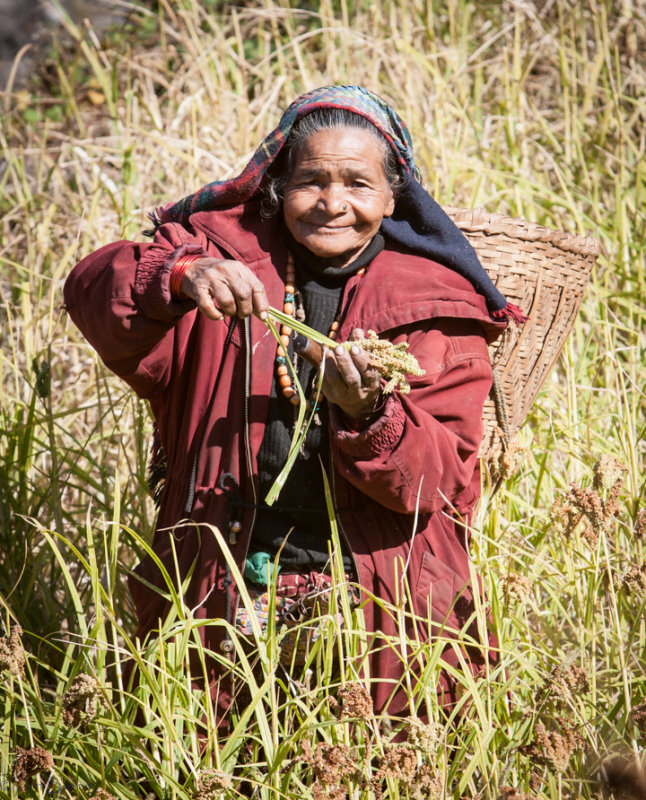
[320,329,382,421]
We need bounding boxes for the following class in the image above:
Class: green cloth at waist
[243,550,282,586]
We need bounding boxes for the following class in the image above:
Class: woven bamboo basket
[444,207,600,464]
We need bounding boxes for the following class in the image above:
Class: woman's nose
[319,184,348,214]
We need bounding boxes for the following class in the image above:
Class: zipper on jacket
[184,450,199,516]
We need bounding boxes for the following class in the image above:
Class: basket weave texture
[444,207,600,462]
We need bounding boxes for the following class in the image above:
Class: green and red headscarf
[152,85,525,322]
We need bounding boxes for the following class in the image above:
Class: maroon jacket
[64,201,503,716]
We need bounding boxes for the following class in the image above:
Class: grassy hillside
[0,0,644,797]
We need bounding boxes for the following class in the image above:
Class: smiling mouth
[304,222,350,230]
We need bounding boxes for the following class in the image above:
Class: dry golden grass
[0,0,644,797]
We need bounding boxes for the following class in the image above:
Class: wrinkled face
[282,127,396,268]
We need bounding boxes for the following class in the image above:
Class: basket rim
[445,206,600,257]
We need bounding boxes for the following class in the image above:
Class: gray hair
[260,108,405,217]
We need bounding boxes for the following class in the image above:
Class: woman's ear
[384,190,396,218]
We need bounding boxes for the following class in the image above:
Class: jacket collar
[338,244,505,342]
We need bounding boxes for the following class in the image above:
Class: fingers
[194,289,225,321]
[324,344,378,388]
[252,284,269,320]
[335,344,379,387]
[181,257,269,320]
[321,343,381,419]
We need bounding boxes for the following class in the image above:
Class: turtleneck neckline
[285,229,385,288]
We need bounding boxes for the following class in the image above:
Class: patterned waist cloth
[234,570,359,669]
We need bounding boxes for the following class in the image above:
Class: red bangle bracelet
[169,253,203,299]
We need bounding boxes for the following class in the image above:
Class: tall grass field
[0,0,644,797]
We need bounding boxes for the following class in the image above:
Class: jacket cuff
[134,243,205,321]
[331,394,405,458]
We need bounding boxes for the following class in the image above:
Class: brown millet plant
[635,509,646,539]
[593,454,628,491]
[569,486,607,535]
[620,563,646,601]
[195,768,233,799]
[370,745,418,800]
[631,701,646,735]
[520,720,585,774]
[499,787,536,800]
[373,745,417,783]
[550,495,585,539]
[61,673,107,729]
[312,782,347,800]
[411,764,444,800]
[550,455,627,540]
[0,624,25,677]
[11,746,54,792]
[304,741,362,785]
[541,663,590,704]
[406,717,443,758]
[88,791,117,800]
[502,573,533,603]
[492,439,526,481]
[332,682,373,721]
[551,461,626,545]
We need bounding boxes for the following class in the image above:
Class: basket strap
[491,368,510,447]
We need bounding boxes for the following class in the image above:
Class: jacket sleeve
[329,317,492,515]
[63,223,209,399]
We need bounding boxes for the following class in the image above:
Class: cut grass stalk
[262,314,309,506]
[266,305,425,394]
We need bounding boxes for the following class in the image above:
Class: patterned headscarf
[154,85,524,320]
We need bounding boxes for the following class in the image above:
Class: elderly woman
[64,85,519,722]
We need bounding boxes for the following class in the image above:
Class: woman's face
[282,127,396,268]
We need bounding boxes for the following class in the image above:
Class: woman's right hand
[180,257,269,321]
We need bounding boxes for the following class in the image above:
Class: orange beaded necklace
[275,251,366,406]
